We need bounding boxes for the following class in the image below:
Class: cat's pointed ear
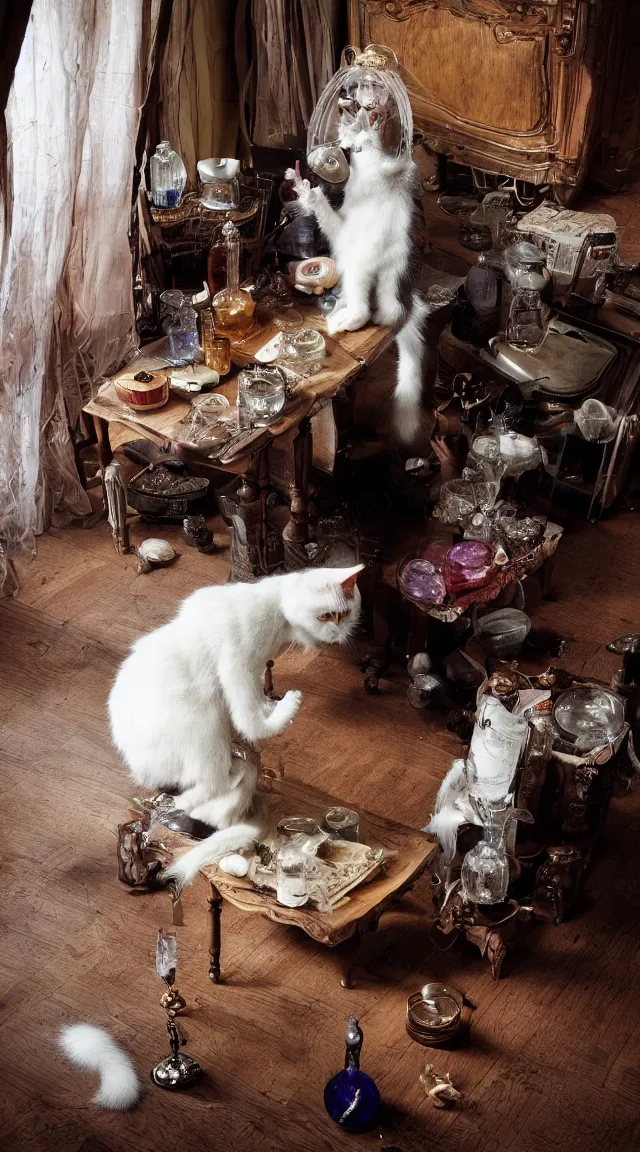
[336,564,364,597]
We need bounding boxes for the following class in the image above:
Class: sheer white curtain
[0,0,152,595]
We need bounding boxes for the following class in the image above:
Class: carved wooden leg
[93,415,113,472]
[283,417,313,569]
[208,883,223,983]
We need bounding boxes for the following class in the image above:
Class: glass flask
[324,1017,380,1132]
[237,363,287,430]
[197,157,240,210]
[149,141,187,209]
[275,841,308,908]
[461,801,512,905]
[212,220,257,340]
[200,309,231,375]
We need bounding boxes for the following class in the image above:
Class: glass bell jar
[149,140,187,209]
[307,44,414,172]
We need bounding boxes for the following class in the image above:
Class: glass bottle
[160,290,200,364]
[149,141,187,209]
[324,1017,380,1132]
[200,308,231,375]
[212,220,257,340]
[461,800,512,905]
[275,840,308,907]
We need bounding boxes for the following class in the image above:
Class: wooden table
[82,302,393,577]
[167,776,437,988]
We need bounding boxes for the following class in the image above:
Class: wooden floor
[1,497,640,1151]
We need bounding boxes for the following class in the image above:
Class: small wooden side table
[168,776,437,988]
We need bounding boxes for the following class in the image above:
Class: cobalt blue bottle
[324,1016,380,1131]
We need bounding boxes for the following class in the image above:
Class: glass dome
[307,44,413,164]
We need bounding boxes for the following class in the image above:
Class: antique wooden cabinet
[348,0,638,203]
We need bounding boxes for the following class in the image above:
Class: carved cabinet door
[348,0,609,200]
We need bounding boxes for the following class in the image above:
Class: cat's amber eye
[318,610,351,624]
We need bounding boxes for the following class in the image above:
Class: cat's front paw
[327,307,370,335]
[269,689,303,733]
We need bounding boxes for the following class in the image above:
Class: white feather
[424,759,480,863]
[59,1024,140,1110]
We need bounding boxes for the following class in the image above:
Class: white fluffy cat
[288,105,428,442]
[109,565,363,884]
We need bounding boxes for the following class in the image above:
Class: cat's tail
[394,292,429,443]
[163,822,262,886]
[59,1024,141,1110]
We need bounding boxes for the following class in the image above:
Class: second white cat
[109,565,363,884]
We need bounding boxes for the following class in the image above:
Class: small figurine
[183,514,217,554]
[419,1063,461,1108]
[151,1020,202,1090]
[324,1016,380,1131]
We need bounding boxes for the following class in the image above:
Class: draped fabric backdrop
[0,0,161,596]
[236,0,341,150]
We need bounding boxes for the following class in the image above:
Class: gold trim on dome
[341,43,400,71]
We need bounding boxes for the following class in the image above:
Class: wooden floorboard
[2,498,640,1150]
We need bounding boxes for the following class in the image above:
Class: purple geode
[401,559,446,604]
[443,540,494,594]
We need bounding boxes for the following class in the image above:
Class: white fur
[109,566,363,885]
[288,113,426,442]
[59,1024,140,1110]
[219,853,250,877]
[424,758,481,864]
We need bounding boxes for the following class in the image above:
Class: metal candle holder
[151,1020,202,1090]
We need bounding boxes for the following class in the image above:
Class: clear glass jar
[212,220,257,340]
[277,327,326,377]
[237,363,286,430]
[149,140,187,209]
[276,842,308,907]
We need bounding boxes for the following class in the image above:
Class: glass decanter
[461,798,513,905]
[212,220,257,340]
[324,1017,380,1132]
[149,140,187,209]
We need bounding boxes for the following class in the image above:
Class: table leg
[208,882,223,983]
[283,417,312,569]
[339,926,361,990]
[93,415,113,472]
